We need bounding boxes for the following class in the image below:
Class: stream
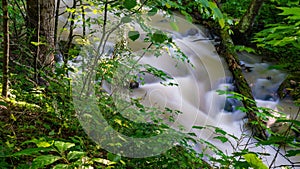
[126,14,300,165]
[58,4,300,167]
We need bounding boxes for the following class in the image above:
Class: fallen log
[189,15,267,139]
[218,28,267,140]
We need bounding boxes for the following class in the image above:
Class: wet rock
[55,52,63,63]
[184,28,199,36]
[269,121,300,141]
[240,64,253,72]
[263,94,276,101]
[129,80,139,89]
[37,77,50,87]
[224,98,243,112]
[277,74,300,101]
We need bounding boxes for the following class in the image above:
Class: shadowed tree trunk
[27,0,55,80]
[236,0,265,39]
[188,2,268,139]
[2,0,9,97]
[222,0,267,139]
[219,29,267,140]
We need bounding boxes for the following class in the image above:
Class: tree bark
[237,0,265,34]
[219,29,267,140]
[187,4,268,139]
[2,0,9,97]
[54,0,61,47]
[27,0,55,69]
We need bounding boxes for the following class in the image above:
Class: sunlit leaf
[170,22,179,31]
[10,113,16,121]
[93,158,116,165]
[54,141,75,153]
[278,7,300,16]
[165,3,171,9]
[243,153,268,169]
[67,151,86,161]
[208,2,224,28]
[37,141,52,148]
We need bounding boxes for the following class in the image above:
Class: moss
[278,73,300,104]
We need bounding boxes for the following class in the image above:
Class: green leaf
[165,3,171,9]
[123,0,136,10]
[54,141,75,154]
[13,147,52,156]
[276,119,300,126]
[31,41,46,46]
[170,22,179,31]
[152,30,168,43]
[188,132,197,137]
[208,2,224,28]
[0,101,8,107]
[144,64,172,81]
[31,155,62,169]
[192,126,205,130]
[218,18,225,28]
[213,136,228,143]
[286,150,300,157]
[243,153,268,169]
[121,16,132,23]
[198,0,209,7]
[67,151,86,161]
[214,127,227,135]
[128,31,140,41]
[37,141,52,148]
[180,10,193,23]
[235,45,256,53]
[107,153,121,162]
[278,7,300,17]
[93,158,116,165]
[148,8,158,16]
[53,164,70,169]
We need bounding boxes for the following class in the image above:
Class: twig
[269,107,300,168]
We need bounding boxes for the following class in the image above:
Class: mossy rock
[278,73,300,103]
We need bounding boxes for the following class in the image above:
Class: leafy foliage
[1,0,300,168]
[254,6,300,48]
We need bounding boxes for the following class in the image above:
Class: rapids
[126,14,300,166]
[58,2,300,166]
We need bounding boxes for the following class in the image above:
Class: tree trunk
[27,0,55,69]
[2,0,9,97]
[237,0,265,34]
[178,0,267,139]
[54,0,61,47]
[219,29,267,140]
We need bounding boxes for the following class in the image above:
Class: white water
[58,2,299,167]
[126,14,300,166]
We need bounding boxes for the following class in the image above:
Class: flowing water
[58,3,299,166]
[126,14,300,165]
